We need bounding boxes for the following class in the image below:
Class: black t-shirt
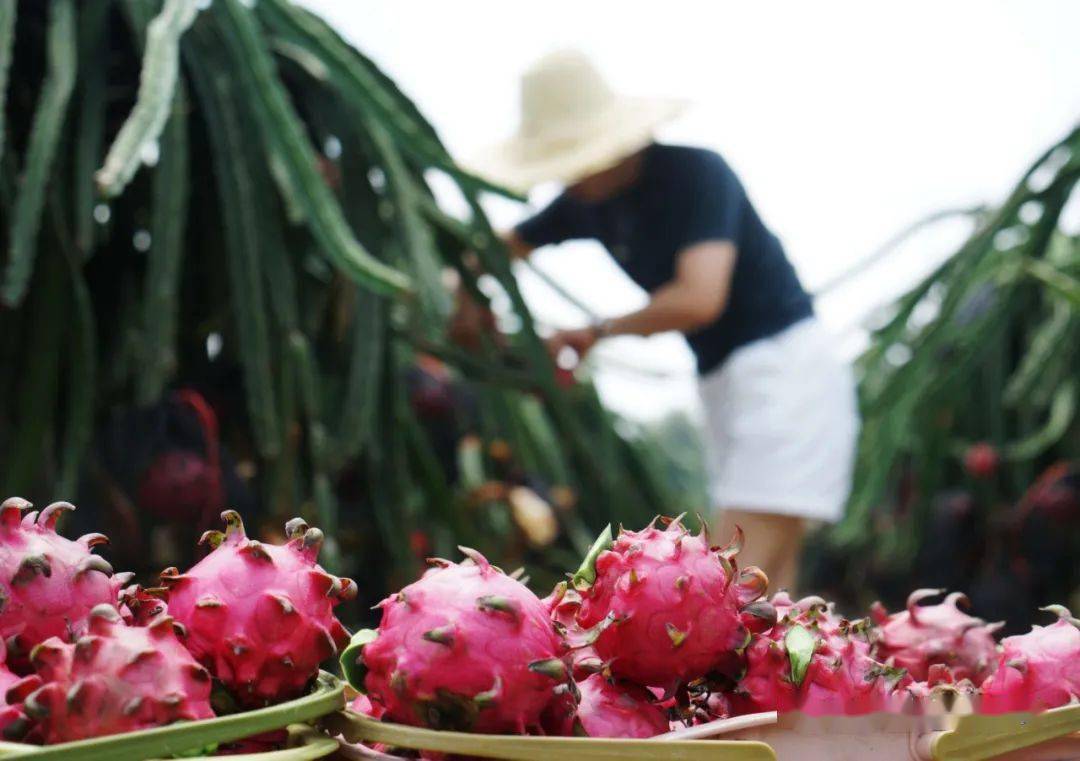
[515,143,813,374]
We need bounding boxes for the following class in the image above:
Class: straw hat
[468,49,687,192]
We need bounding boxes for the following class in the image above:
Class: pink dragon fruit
[0,638,28,741]
[572,674,669,738]
[0,498,131,671]
[544,583,604,680]
[355,547,571,733]
[980,606,1080,714]
[159,511,356,707]
[6,604,212,743]
[572,519,771,691]
[730,593,910,716]
[870,589,1001,683]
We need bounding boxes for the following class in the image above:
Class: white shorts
[698,317,859,523]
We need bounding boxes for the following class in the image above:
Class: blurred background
[303,0,1080,420]
[0,0,1078,633]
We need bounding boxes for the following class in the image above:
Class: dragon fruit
[572,674,669,738]
[158,511,356,707]
[870,589,1001,682]
[0,498,131,671]
[572,519,770,691]
[980,606,1080,714]
[730,593,910,716]
[6,604,212,743]
[355,547,571,733]
[0,639,27,740]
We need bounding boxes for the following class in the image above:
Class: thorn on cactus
[1040,605,1080,628]
[13,554,51,584]
[527,658,567,680]
[74,555,113,577]
[220,510,245,538]
[198,531,225,549]
[476,595,519,619]
[239,541,273,562]
[38,502,74,529]
[473,677,501,707]
[717,525,744,561]
[423,626,455,646]
[666,623,687,648]
[284,517,309,539]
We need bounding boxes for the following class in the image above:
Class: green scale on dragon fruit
[729,592,912,716]
[159,511,356,707]
[0,498,131,673]
[6,605,212,743]
[571,517,772,693]
[349,547,572,734]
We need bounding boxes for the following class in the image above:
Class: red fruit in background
[963,443,999,480]
[409,530,432,560]
[554,367,576,389]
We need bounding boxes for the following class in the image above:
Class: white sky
[299,0,1080,421]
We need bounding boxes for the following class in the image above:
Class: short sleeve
[677,153,745,249]
[514,193,593,248]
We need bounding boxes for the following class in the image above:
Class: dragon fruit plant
[6,605,213,743]
[980,606,1080,713]
[0,498,132,672]
[351,547,572,733]
[729,593,911,716]
[870,589,1001,683]
[159,511,356,707]
[571,674,670,738]
[571,518,772,691]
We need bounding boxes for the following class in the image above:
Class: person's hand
[546,326,599,366]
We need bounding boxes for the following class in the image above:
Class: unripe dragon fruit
[572,674,669,738]
[870,589,1001,682]
[0,498,131,671]
[7,604,212,743]
[980,606,1080,714]
[730,593,909,716]
[355,547,571,733]
[159,511,356,707]
[573,519,770,691]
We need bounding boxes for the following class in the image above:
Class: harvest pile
[1,497,1077,752]
[346,516,1080,741]
[0,497,353,750]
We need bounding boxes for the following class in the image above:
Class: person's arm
[548,240,737,358]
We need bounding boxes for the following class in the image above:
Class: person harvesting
[461,49,858,591]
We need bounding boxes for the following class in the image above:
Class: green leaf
[211,0,412,297]
[340,629,379,690]
[96,0,198,197]
[1,0,77,308]
[0,1,18,162]
[571,524,613,589]
[784,624,816,687]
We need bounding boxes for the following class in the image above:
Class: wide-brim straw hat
[467,49,687,193]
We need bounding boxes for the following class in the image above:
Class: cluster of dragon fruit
[348,516,1080,739]
[0,497,1076,748]
[0,497,354,748]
